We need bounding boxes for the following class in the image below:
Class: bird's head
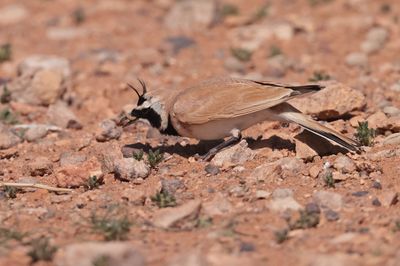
[119,79,168,131]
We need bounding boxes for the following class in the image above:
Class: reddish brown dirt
[0,0,400,265]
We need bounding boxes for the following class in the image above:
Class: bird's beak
[117,114,138,127]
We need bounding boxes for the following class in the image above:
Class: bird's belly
[175,109,282,140]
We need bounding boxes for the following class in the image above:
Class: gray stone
[333,156,356,174]
[96,119,122,142]
[313,191,343,211]
[18,55,71,79]
[54,242,145,266]
[0,4,28,25]
[47,27,88,41]
[202,193,233,216]
[269,188,302,212]
[345,52,368,67]
[26,156,53,176]
[114,158,150,181]
[361,27,388,54]
[164,0,216,31]
[211,139,255,167]
[60,152,87,167]
[47,102,82,129]
[0,124,21,150]
[383,133,400,145]
[153,199,201,228]
[204,164,220,175]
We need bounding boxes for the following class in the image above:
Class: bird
[119,77,360,160]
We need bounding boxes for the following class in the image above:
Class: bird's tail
[277,104,360,152]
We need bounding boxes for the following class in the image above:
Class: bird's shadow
[122,131,349,158]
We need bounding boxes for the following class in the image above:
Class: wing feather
[172,78,317,124]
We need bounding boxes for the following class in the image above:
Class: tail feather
[281,111,360,152]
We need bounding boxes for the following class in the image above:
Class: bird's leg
[201,129,242,161]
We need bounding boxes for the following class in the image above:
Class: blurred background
[0,0,399,125]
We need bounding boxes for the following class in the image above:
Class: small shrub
[0,44,11,63]
[231,48,252,62]
[0,108,19,125]
[323,171,335,188]
[84,175,103,191]
[133,150,144,161]
[91,213,131,241]
[289,210,320,230]
[0,227,26,244]
[28,238,57,263]
[309,71,331,82]
[2,186,19,199]
[92,255,111,266]
[151,191,177,208]
[147,149,164,168]
[269,45,282,58]
[72,7,85,24]
[250,5,269,23]
[0,85,11,104]
[355,121,375,146]
[274,228,289,244]
[220,4,239,18]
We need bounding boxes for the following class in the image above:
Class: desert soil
[1,0,400,265]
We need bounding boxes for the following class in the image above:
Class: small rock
[372,181,382,190]
[255,190,270,199]
[229,185,246,197]
[202,193,233,216]
[383,133,400,145]
[165,36,196,55]
[380,191,398,207]
[23,125,49,142]
[239,242,255,252]
[382,106,400,117]
[352,191,368,197]
[290,81,366,120]
[152,199,201,229]
[26,156,53,176]
[204,164,220,175]
[54,242,145,266]
[305,202,321,214]
[161,179,184,195]
[332,171,348,181]
[361,27,388,54]
[18,55,71,79]
[55,157,103,188]
[47,27,88,40]
[164,0,216,31]
[224,56,246,73]
[313,190,343,211]
[230,23,294,51]
[24,69,63,105]
[333,156,356,173]
[0,4,28,25]
[96,119,122,142]
[211,139,255,167]
[367,111,400,132]
[0,125,21,150]
[47,102,82,129]
[309,165,321,178]
[269,188,302,212]
[372,198,381,206]
[114,158,150,181]
[121,188,146,205]
[59,152,87,167]
[272,188,293,199]
[345,52,368,67]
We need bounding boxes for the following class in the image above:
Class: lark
[119,78,359,159]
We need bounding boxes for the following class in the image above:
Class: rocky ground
[0,0,400,265]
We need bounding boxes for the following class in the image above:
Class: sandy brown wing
[172,79,295,124]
